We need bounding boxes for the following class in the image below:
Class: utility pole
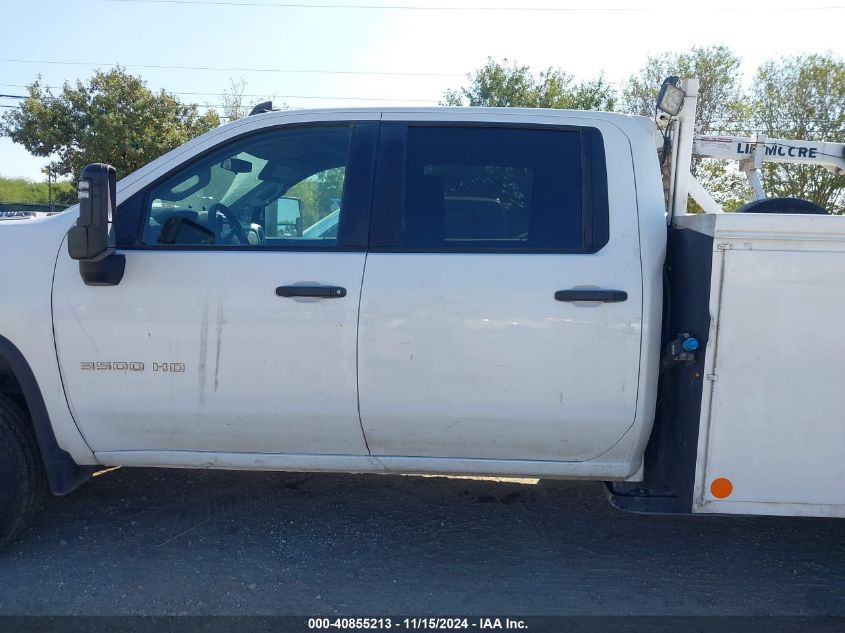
[47,166,53,213]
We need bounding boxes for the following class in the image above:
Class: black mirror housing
[68,163,125,286]
[68,163,117,261]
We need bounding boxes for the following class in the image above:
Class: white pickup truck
[2,79,844,545]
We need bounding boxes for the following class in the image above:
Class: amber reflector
[710,477,733,499]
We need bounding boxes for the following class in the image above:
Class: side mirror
[68,164,116,261]
[67,163,125,286]
[266,196,302,237]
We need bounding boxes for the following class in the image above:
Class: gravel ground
[0,467,842,616]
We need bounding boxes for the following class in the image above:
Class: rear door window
[372,125,608,253]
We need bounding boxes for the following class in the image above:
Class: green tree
[1,67,220,179]
[286,167,345,228]
[442,58,615,110]
[621,45,751,210]
[751,54,845,214]
[621,45,748,130]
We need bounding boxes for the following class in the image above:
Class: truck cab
[4,108,665,483]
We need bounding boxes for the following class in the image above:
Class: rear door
[358,116,643,462]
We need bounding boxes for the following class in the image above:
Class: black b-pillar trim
[607,227,714,514]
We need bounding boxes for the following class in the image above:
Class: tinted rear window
[399,126,607,252]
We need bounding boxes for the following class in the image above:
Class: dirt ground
[0,467,843,616]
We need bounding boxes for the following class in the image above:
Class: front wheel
[0,394,47,547]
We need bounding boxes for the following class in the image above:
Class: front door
[358,119,644,462]
[52,122,377,455]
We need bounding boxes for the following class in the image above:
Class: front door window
[140,126,352,248]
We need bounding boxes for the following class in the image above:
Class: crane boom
[694,135,845,173]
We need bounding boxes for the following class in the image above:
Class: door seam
[355,251,372,454]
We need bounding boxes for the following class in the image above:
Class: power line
[0,90,836,124]
[0,86,437,103]
[0,87,839,119]
[0,103,833,127]
[180,91,436,102]
[210,94,438,102]
[99,0,845,11]
[0,99,836,124]
[0,58,462,78]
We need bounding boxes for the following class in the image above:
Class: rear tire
[736,197,828,215]
[0,394,47,547]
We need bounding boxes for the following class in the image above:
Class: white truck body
[1,97,843,527]
[677,212,845,517]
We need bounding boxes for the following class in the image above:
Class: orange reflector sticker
[710,477,733,499]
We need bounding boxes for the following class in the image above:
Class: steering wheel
[207,202,250,245]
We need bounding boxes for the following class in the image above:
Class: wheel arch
[0,334,95,495]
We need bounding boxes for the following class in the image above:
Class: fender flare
[0,334,95,495]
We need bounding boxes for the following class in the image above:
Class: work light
[657,77,685,116]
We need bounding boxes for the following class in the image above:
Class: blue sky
[2,0,843,180]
